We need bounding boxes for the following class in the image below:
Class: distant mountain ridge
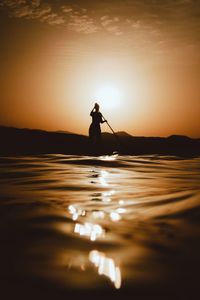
[104,131,194,140]
[0,125,199,157]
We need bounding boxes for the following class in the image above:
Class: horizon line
[0,124,199,140]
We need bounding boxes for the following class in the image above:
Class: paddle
[101,114,122,150]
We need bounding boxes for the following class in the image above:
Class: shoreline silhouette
[0,125,199,157]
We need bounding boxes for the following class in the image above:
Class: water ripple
[0,154,200,295]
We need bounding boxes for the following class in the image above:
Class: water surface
[0,154,200,299]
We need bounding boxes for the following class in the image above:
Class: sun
[94,84,121,110]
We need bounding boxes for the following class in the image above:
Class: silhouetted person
[89,103,107,144]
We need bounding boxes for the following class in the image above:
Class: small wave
[0,154,200,295]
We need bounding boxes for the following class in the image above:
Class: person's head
[94,102,100,111]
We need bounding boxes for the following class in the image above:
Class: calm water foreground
[0,154,200,299]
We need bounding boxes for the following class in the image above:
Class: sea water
[0,154,200,298]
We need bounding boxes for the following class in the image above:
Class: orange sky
[0,0,200,137]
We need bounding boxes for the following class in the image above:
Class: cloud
[41,12,65,25]
[100,15,122,35]
[106,25,123,36]
[61,5,73,14]
[32,5,51,18]
[14,5,33,18]
[0,0,25,8]
[1,0,199,41]
[0,1,122,35]
[61,5,98,34]
[11,2,63,25]
[0,1,99,33]
[0,1,65,26]
[68,14,98,34]
[0,1,159,37]
[0,1,53,22]
[31,0,40,7]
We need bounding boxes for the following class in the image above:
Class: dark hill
[0,126,199,157]
[167,135,192,141]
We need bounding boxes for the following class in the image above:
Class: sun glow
[94,84,122,110]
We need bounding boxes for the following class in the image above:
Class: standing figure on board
[89,103,107,144]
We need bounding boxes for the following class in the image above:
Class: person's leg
[89,124,96,143]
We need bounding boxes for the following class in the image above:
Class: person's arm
[100,113,107,123]
[90,107,95,116]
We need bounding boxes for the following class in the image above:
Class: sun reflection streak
[74,222,105,241]
[103,190,115,197]
[68,205,86,221]
[99,170,109,187]
[89,250,121,289]
[116,207,126,214]
[92,211,105,219]
[102,190,115,202]
[110,211,121,222]
[99,154,118,161]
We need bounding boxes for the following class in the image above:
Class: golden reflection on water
[110,211,121,221]
[67,160,125,288]
[68,204,86,221]
[2,155,199,292]
[89,250,121,289]
[118,200,124,205]
[68,202,126,223]
[99,170,109,187]
[102,190,115,202]
[116,207,126,214]
[99,154,118,161]
[74,222,105,241]
[92,211,105,219]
